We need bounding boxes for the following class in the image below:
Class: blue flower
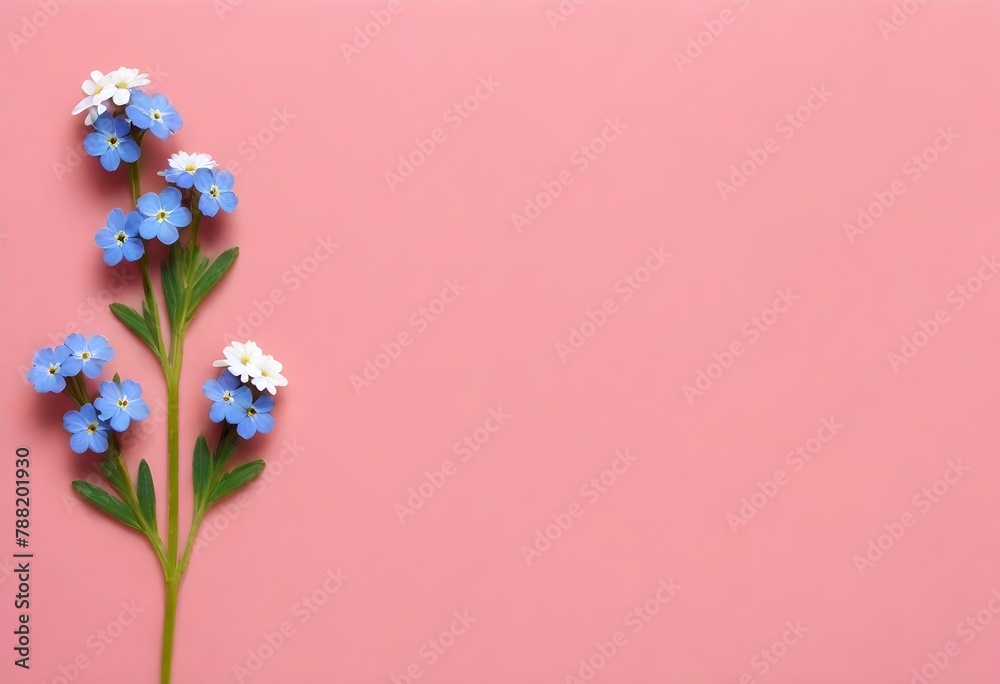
[60,334,115,379]
[94,208,144,265]
[83,113,140,172]
[226,387,274,439]
[62,404,110,454]
[203,370,242,423]
[194,168,238,217]
[125,91,182,140]
[94,379,150,432]
[136,187,191,245]
[27,346,72,393]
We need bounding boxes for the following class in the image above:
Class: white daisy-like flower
[249,355,288,396]
[213,341,264,382]
[158,152,217,180]
[71,70,115,123]
[103,67,151,106]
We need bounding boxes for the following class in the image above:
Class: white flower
[250,355,288,396]
[159,152,217,176]
[103,67,151,106]
[213,341,264,382]
[71,70,115,124]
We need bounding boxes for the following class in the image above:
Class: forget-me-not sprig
[27,346,73,393]
[202,371,242,423]
[95,208,144,265]
[62,404,111,454]
[61,334,115,379]
[160,152,216,189]
[226,387,274,439]
[194,168,238,217]
[126,91,182,140]
[94,379,150,432]
[137,187,191,245]
[84,113,140,172]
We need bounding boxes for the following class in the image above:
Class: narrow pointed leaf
[188,247,239,320]
[98,459,128,497]
[210,460,265,504]
[109,303,158,356]
[215,431,240,470]
[161,250,183,328]
[193,435,211,507]
[136,460,157,530]
[72,481,142,531]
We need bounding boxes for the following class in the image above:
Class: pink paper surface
[2,0,1000,682]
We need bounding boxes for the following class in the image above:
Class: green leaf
[72,481,142,531]
[193,436,212,507]
[160,248,184,329]
[110,303,159,357]
[210,460,265,504]
[136,460,157,530]
[98,459,128,497]
[215,431,240,470]
[188,247,239,320]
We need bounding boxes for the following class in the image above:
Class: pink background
[2,0,1000,682]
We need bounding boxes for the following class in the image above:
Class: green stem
[165,363,181,566]
[123,128,183,684]
[188,193,202,250]
[160,579,179,684]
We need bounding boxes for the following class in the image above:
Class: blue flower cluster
[202,371,275,440]
[81,91,182,172]
[27,334,149,454]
